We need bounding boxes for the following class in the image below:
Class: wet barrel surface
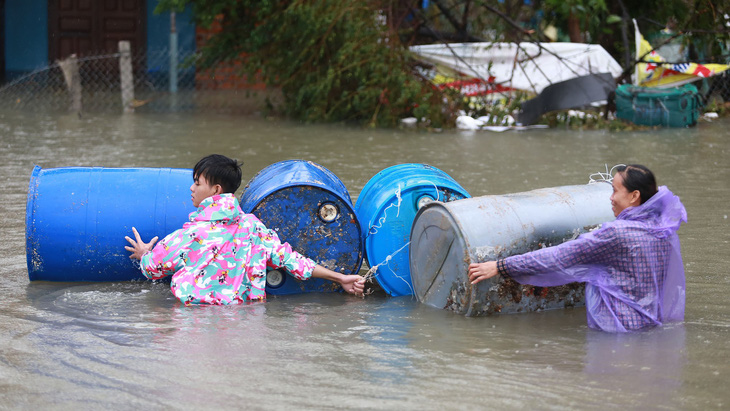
[240,160,363,294]
[410,183,613,316]
[355,163,470,296]
[26,166,193,282]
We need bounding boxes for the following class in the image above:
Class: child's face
[190,174,220,207]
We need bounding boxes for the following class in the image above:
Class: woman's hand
[124,227,158,261]
[468,261,499,285]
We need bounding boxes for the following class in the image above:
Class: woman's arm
[468,225,618,286]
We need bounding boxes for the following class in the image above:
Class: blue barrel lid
[240,160,363,295]
[355,163,470,297]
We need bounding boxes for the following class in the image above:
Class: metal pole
[170,12,178,93]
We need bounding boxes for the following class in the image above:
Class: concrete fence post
[119,41,135,113]
[58,54,82,115]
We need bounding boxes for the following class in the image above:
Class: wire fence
[0,47,272,115]
[2,46,730,117]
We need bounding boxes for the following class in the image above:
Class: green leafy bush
[157,0,455,127]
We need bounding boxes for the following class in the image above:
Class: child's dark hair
[615,164,657,204]
[193,154,243,194]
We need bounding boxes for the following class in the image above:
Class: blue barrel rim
[25,165,42,280]
[355,163,470,236]
[241,159,353,214]
[354,163,471,297]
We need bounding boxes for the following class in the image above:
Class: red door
[48,0,146,61]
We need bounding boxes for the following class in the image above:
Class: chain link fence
[2,44,729,117]
[0,46,273,115]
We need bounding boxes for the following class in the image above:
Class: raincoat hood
[189,194,243,223]
[618,186,688,235]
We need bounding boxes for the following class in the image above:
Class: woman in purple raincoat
[468,165,687,332]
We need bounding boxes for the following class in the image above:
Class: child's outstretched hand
[311,265,366,297]
[124,227,158,260]
[340,274,366,297]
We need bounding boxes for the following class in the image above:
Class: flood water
[1,109,729,409]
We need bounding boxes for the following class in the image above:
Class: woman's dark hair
[193,154,243,194]
[614,164,657,204]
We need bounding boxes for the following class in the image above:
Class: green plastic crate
[615,84,700,127]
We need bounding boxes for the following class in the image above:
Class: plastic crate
[615,84,700,127]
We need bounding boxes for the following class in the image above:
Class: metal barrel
[239,160,363,295]
[409,183,614,316]
[355,164,470,296]
[25,166,194,281]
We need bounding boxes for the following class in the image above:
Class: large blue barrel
[26,166,194,282]
[355,164,470,297]
[409,183,614,316]
[239,160,363,295]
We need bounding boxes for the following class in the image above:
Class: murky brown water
[1,109,728,409]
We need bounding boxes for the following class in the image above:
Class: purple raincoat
[500,186,687,332]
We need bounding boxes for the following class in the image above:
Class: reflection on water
[1,109,729,408]
[583,325,687,409]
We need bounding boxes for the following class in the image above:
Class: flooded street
[1,109,729,409]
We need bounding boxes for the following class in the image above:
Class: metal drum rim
[409,200,473,310]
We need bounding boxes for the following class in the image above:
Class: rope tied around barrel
[589,164,625,184]
[359,180,444,297]
[360,240,414,296]
[367,184,403,236]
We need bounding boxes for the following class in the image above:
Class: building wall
[4,0,47,80]
[195,16,265,90]
[146,2,196,57]
[2,0,196,82]
[0,0,4,83]
[145,2,196,84]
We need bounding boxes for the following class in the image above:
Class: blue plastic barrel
[239,160,363,295]
[26,166,194,282]
[355,164,471,297]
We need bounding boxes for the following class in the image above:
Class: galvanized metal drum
[239,160,363,295]
[355,163,470,296]
[409,183,614,316]
[26,166,194,281]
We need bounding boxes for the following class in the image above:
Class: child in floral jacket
[125,154,365,305]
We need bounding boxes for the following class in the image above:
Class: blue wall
[4,0,47,80]
[146,2,196,55]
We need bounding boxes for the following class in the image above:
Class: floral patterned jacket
[140,194,316,305]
